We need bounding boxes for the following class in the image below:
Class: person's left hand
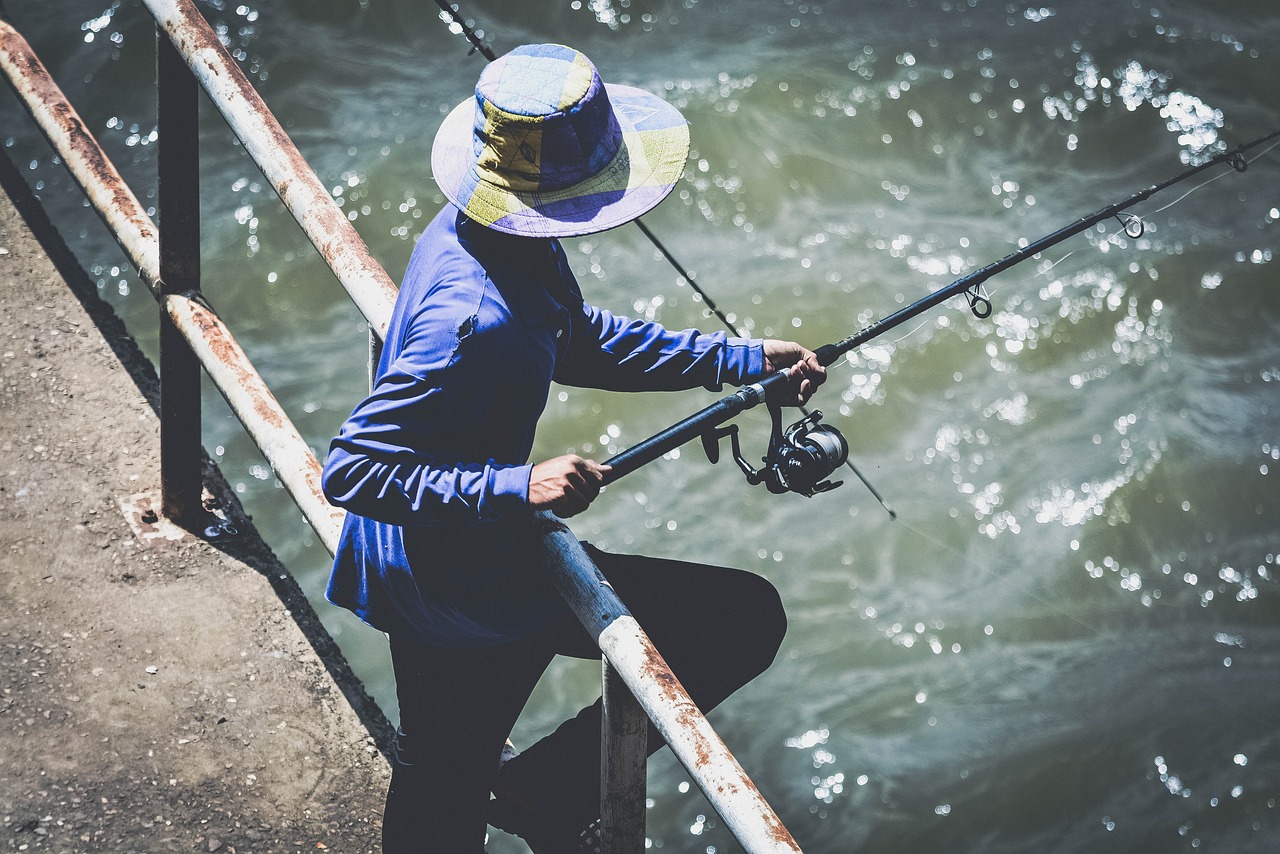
[762,339,826,406]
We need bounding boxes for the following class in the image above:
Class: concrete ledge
[0,152,390,851]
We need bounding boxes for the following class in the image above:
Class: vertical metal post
[601,658,648,852]
[157,28,203,525]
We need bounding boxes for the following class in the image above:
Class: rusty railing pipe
[0,18,344,553]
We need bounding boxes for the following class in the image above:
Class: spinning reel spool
[701,402,849,497]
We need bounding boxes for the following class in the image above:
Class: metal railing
[0,3,802,850]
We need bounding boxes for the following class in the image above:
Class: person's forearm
[556,304,765,391]
[322,445,531,527]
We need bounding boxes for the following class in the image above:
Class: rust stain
[172,295,286,431]
[2,24,159,256]
[166,0,225,58]
[734,773,800,848]
[162,1,305,171]
[629,632,800,848]
[638,642,718,773]
[118,491,191,545]
[160,1,291,160]
[639,642,683,697]
[677,710,713,769]
[303,466,330,507]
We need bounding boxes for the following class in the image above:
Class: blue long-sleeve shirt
[322,206,765,647]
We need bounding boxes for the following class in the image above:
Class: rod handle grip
[602,394,753,484]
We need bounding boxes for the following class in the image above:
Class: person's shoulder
[401,209,485,298]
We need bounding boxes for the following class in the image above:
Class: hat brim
[431,84,690,238]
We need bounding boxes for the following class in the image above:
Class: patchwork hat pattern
[431,44,690,237]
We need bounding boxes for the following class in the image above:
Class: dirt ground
[0,152,392,852]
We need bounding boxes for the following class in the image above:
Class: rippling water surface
[5,0,1279,851]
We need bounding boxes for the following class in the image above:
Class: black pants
[381,545,787,852]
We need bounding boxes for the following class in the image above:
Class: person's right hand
[528,454,610,518]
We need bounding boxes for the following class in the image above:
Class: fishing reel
[701,402,849,497]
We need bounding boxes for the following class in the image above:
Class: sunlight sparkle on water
[982,392,1031,425]
[80,3,120,43]
[1041,56,1226,162]
[908,252,970,277]
[785,728,830,750]
[1160,91,1225,159]
[1032,447,1160,527]
[812,772,845,804]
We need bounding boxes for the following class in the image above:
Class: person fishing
[321,43,825,852]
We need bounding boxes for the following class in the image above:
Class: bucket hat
[431,43,690,237]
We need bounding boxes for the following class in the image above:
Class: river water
[4,0,1279,851]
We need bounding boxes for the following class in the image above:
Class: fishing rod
[431,0,496,60]
[599,128,1280,495]
[427,2,1272,505]
[429,0,906,509]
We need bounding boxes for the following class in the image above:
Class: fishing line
[858,137,1270,549]
[675,125,1280,686]
[629,125,1276,510]
[857,248,1078,356]
[596,130,1279,508]
[1142,137,1280,219]
[911,135,1280,325]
